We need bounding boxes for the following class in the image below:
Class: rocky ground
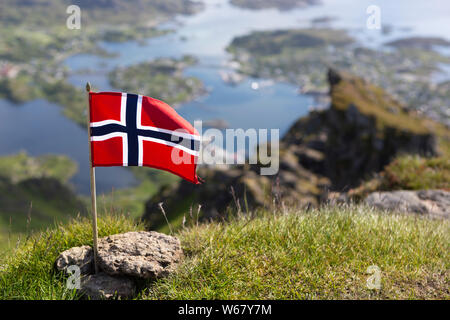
[364,190,449,219]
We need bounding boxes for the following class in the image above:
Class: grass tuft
[349,155,450,199]
[144,206,449,300]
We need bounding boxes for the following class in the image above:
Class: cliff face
[143,69,444,230]
[283,69,439,190]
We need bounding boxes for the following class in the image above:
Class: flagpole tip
[86,82,91,92]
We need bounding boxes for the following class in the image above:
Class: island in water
[226,28,450,126]
[230,0,319,11]
[0,0,205,127]
[108,55,206,108]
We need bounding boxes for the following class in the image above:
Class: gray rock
[55,245,93,275]
[80,272,136,300]
[97,231,183,279]
[365,190,449,219]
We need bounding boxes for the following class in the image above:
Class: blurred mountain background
[0,0,449,255]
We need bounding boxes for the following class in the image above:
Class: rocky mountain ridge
[143,68,449,230]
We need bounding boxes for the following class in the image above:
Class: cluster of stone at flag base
[55,231,183,299]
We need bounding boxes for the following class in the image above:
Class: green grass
[144,206,449,299]
[349,155,450,199]
[0,213,144,299]
[1,206,448,300]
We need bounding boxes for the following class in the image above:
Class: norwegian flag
[89,92,200,184]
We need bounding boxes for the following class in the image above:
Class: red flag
[89,92,200,184]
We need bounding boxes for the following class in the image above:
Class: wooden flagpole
[86,82,99,274]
